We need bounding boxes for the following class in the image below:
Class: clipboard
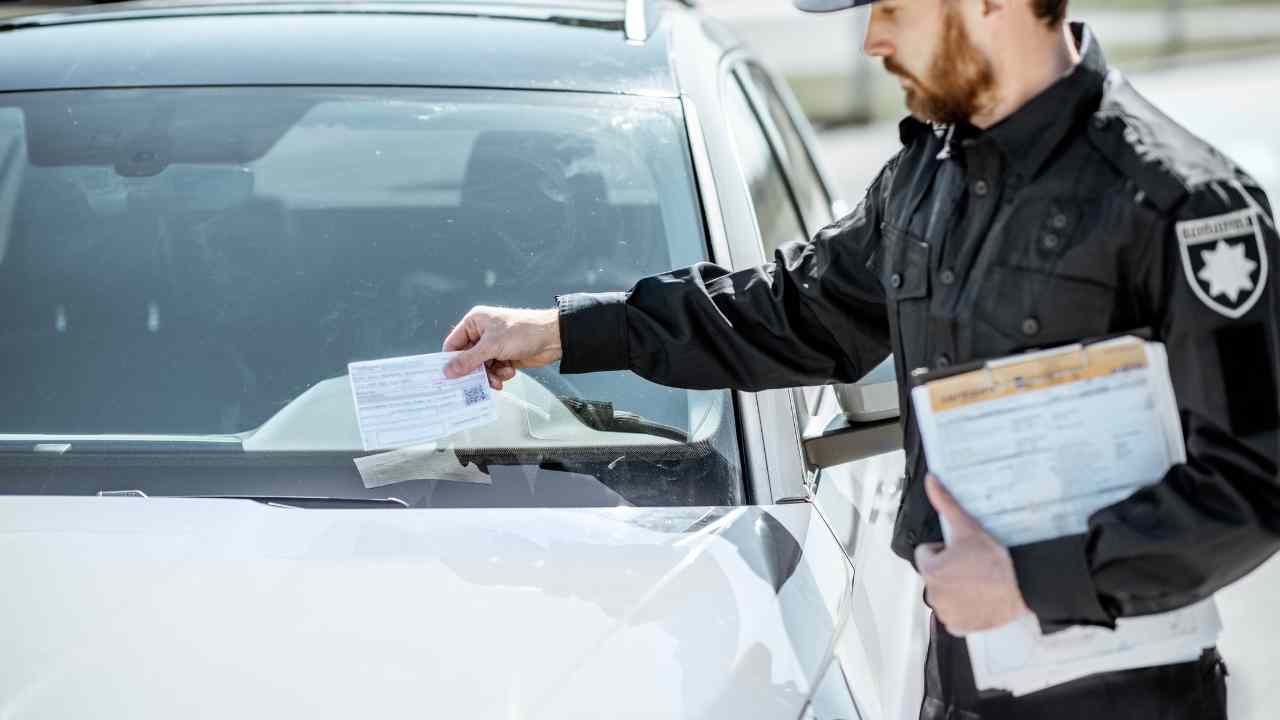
[906,328,1221,697]
[909,327,1155,389]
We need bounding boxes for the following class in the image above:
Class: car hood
[0,497,853,719]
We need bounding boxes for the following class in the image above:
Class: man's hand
[915,475,1032,636]
[442,306,563,391]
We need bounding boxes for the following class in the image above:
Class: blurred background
[696,0,1280,207]
[2,0,1277,201]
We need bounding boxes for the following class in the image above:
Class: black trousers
[920,618,1229,720]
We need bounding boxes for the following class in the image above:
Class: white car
[0,1,925,718]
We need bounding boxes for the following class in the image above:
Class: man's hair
[1030,0,1068,26]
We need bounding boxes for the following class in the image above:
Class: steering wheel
[460,183,581,286]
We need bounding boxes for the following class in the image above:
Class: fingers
[914,542,946,574]
[484,361,516,392]
[491,362,517,382]
[924,474,983,539]
[443,313,482,354]
[445,340,496,380]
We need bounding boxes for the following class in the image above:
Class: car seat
[458,131,593,308]
[0,171,255,434]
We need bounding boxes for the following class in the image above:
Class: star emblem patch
[1177,208,1269,319]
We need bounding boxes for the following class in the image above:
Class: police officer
[443,0,1280,717]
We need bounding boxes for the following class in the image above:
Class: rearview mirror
[802,358,903,469]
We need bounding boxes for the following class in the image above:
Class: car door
[732,58,929,720]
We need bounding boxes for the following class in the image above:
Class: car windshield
[0,87,743,508]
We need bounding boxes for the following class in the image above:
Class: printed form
[912,337,1221,696]
[348,352,497,451]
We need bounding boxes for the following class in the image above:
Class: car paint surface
[0,497,861,719]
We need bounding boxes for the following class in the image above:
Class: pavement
[815,52,1280,719]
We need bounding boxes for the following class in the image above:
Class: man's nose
[863,8,891,58]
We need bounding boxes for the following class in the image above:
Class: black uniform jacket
[555,24,1280,630]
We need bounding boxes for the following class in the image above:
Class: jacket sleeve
[1011,180,1280,629]
[555,157,899,392]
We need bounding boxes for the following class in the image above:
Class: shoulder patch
[1177,208,1269,319]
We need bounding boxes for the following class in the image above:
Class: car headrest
[460,131,594,209]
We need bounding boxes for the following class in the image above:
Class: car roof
[0,0,699,96]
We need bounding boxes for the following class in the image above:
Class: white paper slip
[910,337,1221,696]
[966,599,1221,697]
[353,442,494,489]
[348,352,498,451]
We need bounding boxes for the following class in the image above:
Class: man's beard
[884,8,996,125]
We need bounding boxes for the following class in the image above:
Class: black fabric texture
[1215,322,1280,436]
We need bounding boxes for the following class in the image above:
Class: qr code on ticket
[462,383,489,407]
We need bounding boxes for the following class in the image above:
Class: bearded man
[443,1,1280,717]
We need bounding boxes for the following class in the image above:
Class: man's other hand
[442,306,563,391]
[915,475,1033,636]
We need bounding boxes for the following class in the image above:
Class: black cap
[792,0,876,12]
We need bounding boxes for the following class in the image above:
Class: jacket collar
[983,22,1108,180]
[898,22,1108,180]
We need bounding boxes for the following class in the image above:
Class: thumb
[444,338,497,379]
[914,542,945,574]
[925,474,984,539]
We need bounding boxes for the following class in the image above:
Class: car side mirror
[802,358,903,470]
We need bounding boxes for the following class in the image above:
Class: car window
[740,63,833,236]
[722,74,808,257]
[0,88,742,509]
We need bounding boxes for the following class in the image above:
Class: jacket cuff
[1010,534,1115,633]
[556,292,630,375]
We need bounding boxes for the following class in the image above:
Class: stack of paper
[911,337,1221,696]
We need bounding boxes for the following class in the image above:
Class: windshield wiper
[557,398,688,443]
[517,367,690,444]
[98,490,409,509]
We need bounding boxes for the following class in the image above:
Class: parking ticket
[348,352,498,451]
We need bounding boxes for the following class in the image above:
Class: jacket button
[940,268,956,285]
[973,180,990,197]
[1022,317,1041,336]
[890,273,903,288]
[906,530,918,544]
[936,354,952,368]
[1042,233,1061,250]
[1051,213,1069,230]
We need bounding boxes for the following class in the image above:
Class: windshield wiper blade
[98,490,409,509]
[557,398,688,443]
